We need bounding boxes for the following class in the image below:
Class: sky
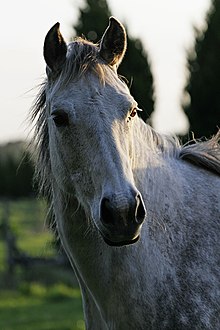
[0,0,211,143]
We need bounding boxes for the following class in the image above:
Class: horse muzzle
[99,191,146,247]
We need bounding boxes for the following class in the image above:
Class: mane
[179,131,220,175]
[146,126,220,175]
[30,39,220,207]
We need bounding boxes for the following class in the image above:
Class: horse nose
[100,192,146,229]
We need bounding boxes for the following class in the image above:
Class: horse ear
[44,22,67,73]
[99,17,127,68]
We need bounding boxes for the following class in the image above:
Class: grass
[0,199,54,262]
[5,199,54,257]
[0,284,85,330]
[0,199,85,330]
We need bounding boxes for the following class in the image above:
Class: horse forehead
[50,75,131,109]
[50,86,100,111]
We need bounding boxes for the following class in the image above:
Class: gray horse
[31,17,220,329]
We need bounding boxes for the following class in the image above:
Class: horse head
[43,17,146,246]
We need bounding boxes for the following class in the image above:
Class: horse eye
[130,108,137,118]
[51,111,69,127]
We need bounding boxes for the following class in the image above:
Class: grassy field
[0,285,85,330]
[0,199,85,330]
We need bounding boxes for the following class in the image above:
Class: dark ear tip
[54,22,60,30]
[109,16,123,28]
[46,22,60,36]
[109,16,117,23]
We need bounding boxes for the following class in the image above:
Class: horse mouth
[102,235,140,247]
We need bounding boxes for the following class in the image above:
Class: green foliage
[0,141,35,198]
[183,0,220,138]
[73,0,155,122]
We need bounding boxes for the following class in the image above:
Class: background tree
[183,0,220,139]
[0,142,34,198]
[73,0,154,122]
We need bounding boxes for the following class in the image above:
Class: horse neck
[133,119,185,213]
[133,119,219,225]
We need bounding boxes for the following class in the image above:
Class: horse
[31,17,220,329]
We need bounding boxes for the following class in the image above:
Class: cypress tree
[183,0,220,138]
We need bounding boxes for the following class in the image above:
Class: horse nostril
[101,193,146,228]
[101,197,114,225]
[135,194,146,224]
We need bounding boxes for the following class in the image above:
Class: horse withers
[31,17,220,329]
